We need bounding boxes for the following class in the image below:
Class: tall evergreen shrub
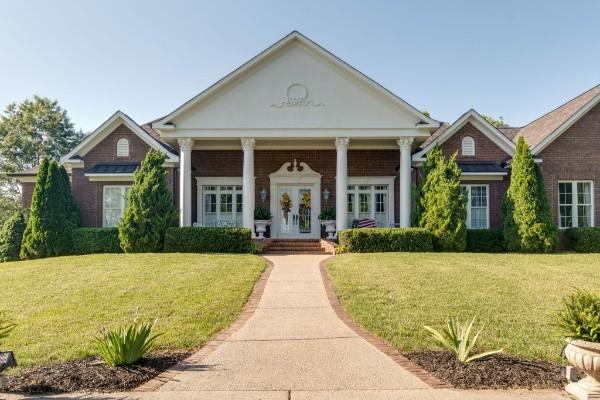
[0,211,26,262]
[20,159,80,259]
[118,150,178,253]
[419,147,467,251]
[502,137,557,252]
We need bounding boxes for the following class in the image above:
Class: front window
[103,185,131,227]
[559,181,593,228]
[201,185,243,227]
[347,184,389,227]
[461,184,489,229]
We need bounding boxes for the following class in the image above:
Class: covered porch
[175,137,417,239]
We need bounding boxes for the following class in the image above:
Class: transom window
[347,184,389,227]
[461,184,489,229]
[558,181,593,229]
[116,138,129,157]
[202,185,243,227]
[462,136,475,156]
[103,185,131,227]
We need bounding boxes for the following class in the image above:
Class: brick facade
[538,102,600,228]
[439,122,511,162]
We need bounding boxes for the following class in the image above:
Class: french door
[277,186,314,238]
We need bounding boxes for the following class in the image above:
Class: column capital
[396,137,414,151]
[177,138,194,152]
[335,137,350,150]
[241,137,256,152]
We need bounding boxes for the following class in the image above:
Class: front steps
[262,239,333,255]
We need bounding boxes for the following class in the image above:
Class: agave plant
[96,318,162,367]
[424,316,502,363]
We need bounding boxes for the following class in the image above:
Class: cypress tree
[0,210,26,262]
[20,159,50,259]
[118,150,178,253]
[503,137,557,252]
[419,147,467,251]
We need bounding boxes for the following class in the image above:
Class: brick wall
[191,149,401,225]
[440,122,511,162]
[538,102,600,228]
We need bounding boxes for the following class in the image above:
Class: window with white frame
[558,181,593,228]
[462,136,475,156]
[347,184,389,227]
[461,184,489,229]
[202,185,243,227]
[116,138,129,157]
[103,185,131,227]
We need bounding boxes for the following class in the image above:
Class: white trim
[347,176,396,227]
[85,173,135,182]
[532,93,600,155]
[557,180,595,229]
[460,172,507,181]
[269,161,322,239]
[61,111,179,164]
[153,31,439,131]
[102,185,131,228]
[412,109,515,161]
[461,183,490,229]
[196,177,244,227]
[12,176,37,183]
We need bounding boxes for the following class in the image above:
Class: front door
[277,186,314,238]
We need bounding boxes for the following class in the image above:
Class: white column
[178,138,194,227]
[241,138,256,237]
[335,137,349,234]
[397,137,414,228]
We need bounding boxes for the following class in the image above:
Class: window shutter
[117,138,129,157]
[462,136,475,156]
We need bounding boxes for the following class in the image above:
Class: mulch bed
[1,350,190,394]
[407,350,579,389]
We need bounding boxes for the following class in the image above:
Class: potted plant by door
[254,207,272,239]
[319,208,336,239]
[555,288,600,400]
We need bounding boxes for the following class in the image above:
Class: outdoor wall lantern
[259,187,268,203]
[322,187,330,202]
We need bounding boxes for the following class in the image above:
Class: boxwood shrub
[164,227,253,253]
[71,228,122,255]
[565,228,600,253]
[466,229,505,253]
[338,228,434,253]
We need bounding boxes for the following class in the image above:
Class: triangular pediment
[154,32,437,134]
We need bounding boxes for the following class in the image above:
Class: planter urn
[564,339,600,399]
[254,220,271,240]
[321,220,336,240]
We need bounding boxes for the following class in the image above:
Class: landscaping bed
[3,350,190,394]
[407,350,577,389]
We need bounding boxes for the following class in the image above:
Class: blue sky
[1,0,599,132]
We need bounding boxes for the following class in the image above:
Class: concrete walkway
[6,255,567,399]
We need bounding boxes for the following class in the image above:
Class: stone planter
[254,220,271,240]
[321,220,336,240]
[564,339,600,399]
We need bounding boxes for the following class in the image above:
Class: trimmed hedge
[0,211,26,262]
[466,229,505,253]
[566,228,600,253]
[338,228,434,253]
[70,228,122,255]
[164,227,253,253]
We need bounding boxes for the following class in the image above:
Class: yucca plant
[424,316,502,363]
[96,318,162,367]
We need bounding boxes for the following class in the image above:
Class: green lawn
[326,253,600,363]
[0,253,265,368]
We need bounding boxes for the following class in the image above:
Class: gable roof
[61,111,179,164]
[519,84,600,154]
[152,31,439,131]
[412,109,515,161]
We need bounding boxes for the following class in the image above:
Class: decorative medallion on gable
[270,84,325,108]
